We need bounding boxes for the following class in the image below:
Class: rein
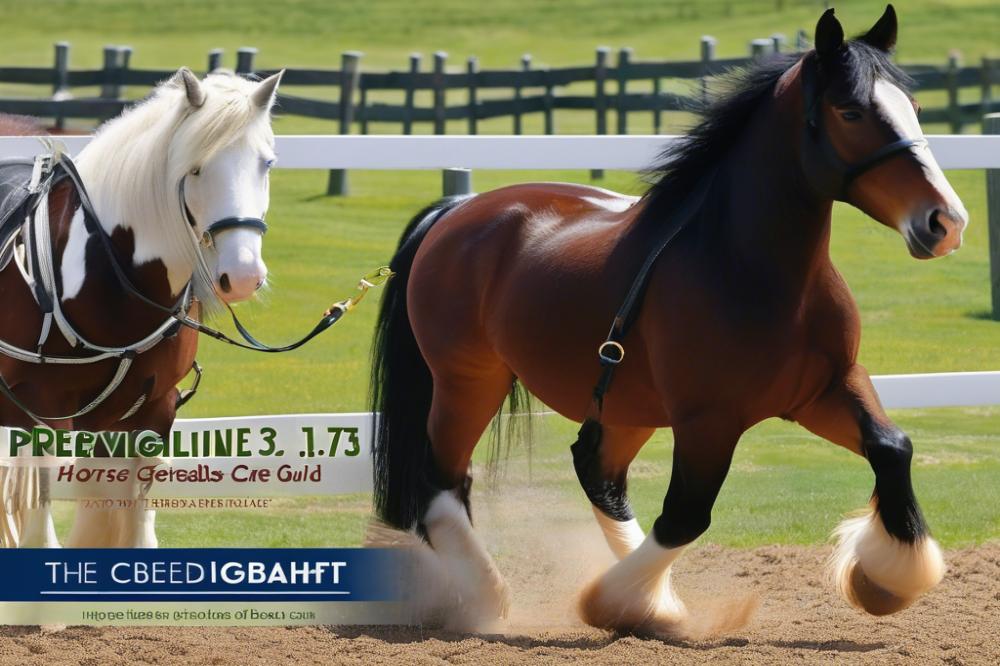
[0,150,390,424]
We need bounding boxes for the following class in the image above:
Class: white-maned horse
[0,68,282,548]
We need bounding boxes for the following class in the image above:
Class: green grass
[14,0,1000,548]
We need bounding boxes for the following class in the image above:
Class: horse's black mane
[638,40,912,226]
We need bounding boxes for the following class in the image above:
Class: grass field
[16,0,1000,548]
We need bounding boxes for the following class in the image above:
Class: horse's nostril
[255,279,264,291]
[928,210,947,239]
[219,273,232,293]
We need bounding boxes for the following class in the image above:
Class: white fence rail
[1,134,1000,169]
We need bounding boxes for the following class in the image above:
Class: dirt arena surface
[1,542,997,665]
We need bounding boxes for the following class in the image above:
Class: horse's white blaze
[421,490,510,630]
[579,532,686,631]
[830,507,945,604]
[591,504,645,559]
[873,79,968,233]
[184,139,271,302]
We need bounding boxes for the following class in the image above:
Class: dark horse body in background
[371,7,969,636]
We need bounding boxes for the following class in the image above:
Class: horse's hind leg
[573,424,654,559]
[792,364,944,615]
[578,413,751,639]
[417,365,515,628]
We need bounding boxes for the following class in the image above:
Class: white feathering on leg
[591,505,645,559]
[579,532,687,633]
[830,506,945,611]
[423,490,510,630]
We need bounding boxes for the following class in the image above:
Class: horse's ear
[173,67,206,108]
[252,70,284,111]
[861,4,898,53]
[814,8,845,60]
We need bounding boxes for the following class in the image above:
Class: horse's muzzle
[905,207,967,259]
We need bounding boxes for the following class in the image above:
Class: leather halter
[178,175,268,247]
[801,54,925,201]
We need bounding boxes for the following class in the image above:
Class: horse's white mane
[74,70,274,312]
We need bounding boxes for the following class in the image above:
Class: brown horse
[370,6,969,636]
[0,69,283,547]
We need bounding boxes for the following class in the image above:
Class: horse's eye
[840,110,863,122]
[264,158,275,170]
[190,167,201,176]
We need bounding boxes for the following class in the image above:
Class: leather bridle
[178,175,268,248]
[801,53,926,201]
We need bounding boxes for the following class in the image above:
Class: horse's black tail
[370,196,471,530]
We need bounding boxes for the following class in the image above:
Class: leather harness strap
[0,150,389,424]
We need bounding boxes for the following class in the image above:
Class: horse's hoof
[846,561,914,616]
[830,510,945,616]
[577,574,686,637]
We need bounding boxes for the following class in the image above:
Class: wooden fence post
[236,47,257,76]
[947,51,963,134]
[207,48,223,73]
[771,33,786,53]
[467,56,479,135]
[982,58,994,119]
[99,45,126,122]
[986,113,1000,319]
[795,29,809,51]
[118,46,132,96]
[403,53,420,135]
[543,68,555,135]
[652,77,662,134]
[100,45,121,99]
[616,47,632,135]
[591,46,610,179]
[514,54,531,134]
[328,51,361,196]
[432,51,447,135]
[700,36,716,105]
[442,168,472,197]
[359,80,369,135]
[751,39,773,59]
[52,42,70,129]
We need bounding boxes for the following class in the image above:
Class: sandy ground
[1,483,997,665]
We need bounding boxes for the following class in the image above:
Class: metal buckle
[598,340,625,365]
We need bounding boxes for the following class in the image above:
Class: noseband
[178,175,268,248]
[801,55,926,201]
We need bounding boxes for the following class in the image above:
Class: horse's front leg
[572,424,655,559]
[577,412,753,639]
[792,364,944,615]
